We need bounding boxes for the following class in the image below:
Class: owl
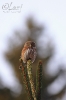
[21,41,37,63]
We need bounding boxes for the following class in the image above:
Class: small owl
[21,41,37,63]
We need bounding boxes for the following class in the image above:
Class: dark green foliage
[36,61,42,100]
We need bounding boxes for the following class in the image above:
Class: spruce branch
[36,60,42,100]
[27,60,37,100]
[19,58,43,100]
[19,59,33,100]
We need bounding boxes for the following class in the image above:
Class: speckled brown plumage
[21,41,37,63]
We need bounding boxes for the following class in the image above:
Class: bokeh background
[0,0,66,100]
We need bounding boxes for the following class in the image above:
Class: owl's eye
[31,42,35,47]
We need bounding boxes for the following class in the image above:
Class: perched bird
[21,41,37,63]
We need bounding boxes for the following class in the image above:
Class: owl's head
[24,41,36,48]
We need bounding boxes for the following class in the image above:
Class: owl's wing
[24,48,30,60]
